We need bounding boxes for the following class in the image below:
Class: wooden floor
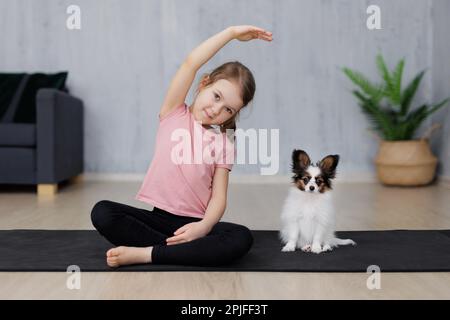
[1,179,450,299]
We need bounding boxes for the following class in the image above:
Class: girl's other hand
[230,25,273,42]
[166,221,212,246]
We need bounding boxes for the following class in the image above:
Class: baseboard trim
[82,172,450,185]
[82,172,380,184]
[439,176,450,188]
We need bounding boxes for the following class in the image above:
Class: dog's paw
[301,245,311,252]
[281,242,296,252]
[311,244,322,254]
[322,244,333,252]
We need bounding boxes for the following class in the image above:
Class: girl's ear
[199,74,211,89]
[195,74,210,95]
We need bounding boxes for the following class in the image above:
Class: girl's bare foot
[106,246,153,267]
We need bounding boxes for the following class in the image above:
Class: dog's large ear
[318,154,339,178]
[292,149,311,172]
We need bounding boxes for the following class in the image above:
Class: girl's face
[189,79,244,127]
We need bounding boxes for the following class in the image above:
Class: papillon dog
[280,149,356,254]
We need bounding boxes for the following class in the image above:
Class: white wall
[2,0,446,177]
[431,0,450,178]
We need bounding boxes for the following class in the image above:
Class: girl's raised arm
[159,26,272,119]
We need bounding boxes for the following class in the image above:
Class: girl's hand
[166,221,212,246]
[230,25,273,42]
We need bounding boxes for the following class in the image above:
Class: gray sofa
[0,81,84,195]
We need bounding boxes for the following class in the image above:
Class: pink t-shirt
[135,103,235,218]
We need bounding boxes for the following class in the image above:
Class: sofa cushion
[0,148,36,184]
[13,72,68,123]
[0,123,36,147]
[0,73,27,121]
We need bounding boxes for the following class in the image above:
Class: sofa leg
[70,174,84,184]
[38,184,58,196]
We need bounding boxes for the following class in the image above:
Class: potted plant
[343,54,449,186]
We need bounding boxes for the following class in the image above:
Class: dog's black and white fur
[280,149,356,254]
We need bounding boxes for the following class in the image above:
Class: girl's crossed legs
[91,200,253,267]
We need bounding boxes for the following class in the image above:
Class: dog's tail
[330,238,356,247]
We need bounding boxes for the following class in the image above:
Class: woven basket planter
[374,140,437,186]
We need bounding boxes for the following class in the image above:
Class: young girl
[91,25,273,267]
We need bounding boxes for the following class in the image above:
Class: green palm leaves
[343,54,449,140]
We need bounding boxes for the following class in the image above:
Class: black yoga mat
[1,229,450,272]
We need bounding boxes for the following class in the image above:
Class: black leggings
[90,200,253,266]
